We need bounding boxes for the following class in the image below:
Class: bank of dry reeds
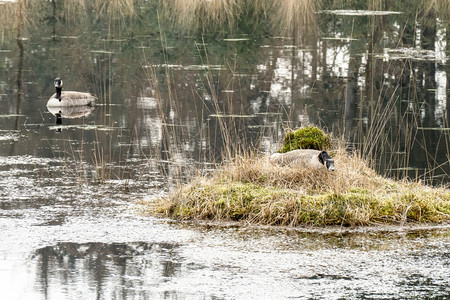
[161,0,319,37]
[161,0,239,30]
[0,0,136,34]
[151,149,450,226]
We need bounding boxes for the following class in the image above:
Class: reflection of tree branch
[12,0,25,156]
[16,38,24,103]
[33,242,180,297]
[51,0,57,39]
[16,0,24,102]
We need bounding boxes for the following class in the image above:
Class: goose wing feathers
[270,149,324,169]
[47,92,97,107]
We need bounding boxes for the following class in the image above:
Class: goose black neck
[55,87,62,100]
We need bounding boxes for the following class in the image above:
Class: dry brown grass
[91,0,135,23]
[150,149,450,227]
[224,149,383,193]
[0,0,34,37]
[161,0,239,31]
[0,2,16,32]
[161,0,319,37]
[423,0,450,19]
[268,0,319,38]
[0,0,136,37]
[56,0,135,26]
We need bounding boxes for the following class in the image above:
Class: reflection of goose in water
[270,149,335,171]
[47,105,96,119]
[48,105,96,133]
[54,112,63,133]
[47,77,97,107]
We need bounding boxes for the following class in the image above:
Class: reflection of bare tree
[365,15,384,103]
[344,72,359,138]
[9,0,25,156]
[33,242,181,298]
[16,5,24,104]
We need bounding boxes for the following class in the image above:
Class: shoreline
[160,217,450,234]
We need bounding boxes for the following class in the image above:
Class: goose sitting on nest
[47,77,97,107]
[270,149,335,171]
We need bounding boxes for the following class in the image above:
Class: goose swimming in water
[270,149,335,171]
[47,77,97,107]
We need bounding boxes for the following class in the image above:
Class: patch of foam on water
[0,131,20,141]
[320,9,402,16]
[379,47,447,62]
[0,155,57,166]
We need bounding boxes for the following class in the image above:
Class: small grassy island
[150,127,450,227]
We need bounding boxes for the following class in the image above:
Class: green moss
[154,178,450,226]
[279,126,331,153]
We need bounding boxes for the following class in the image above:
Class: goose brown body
[270,149,335,171]
[46,78,97,107]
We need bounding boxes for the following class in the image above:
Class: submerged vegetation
[152,149,450,226]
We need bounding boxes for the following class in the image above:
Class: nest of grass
[151,150,450,227]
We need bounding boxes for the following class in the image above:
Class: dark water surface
[0,0,449,299]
